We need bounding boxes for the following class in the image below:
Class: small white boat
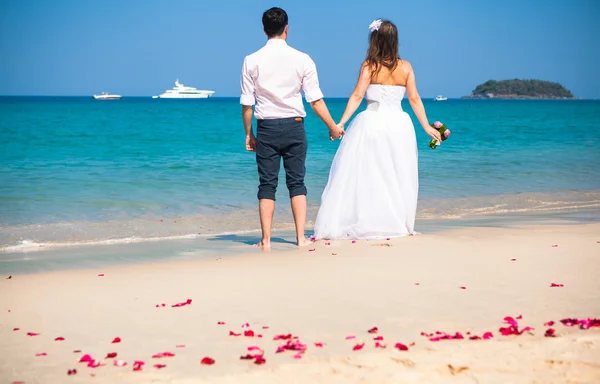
[154,80,215,99]
[434,95,448,101]
[93,92,121,100]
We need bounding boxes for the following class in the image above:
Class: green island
[463,79,574,99]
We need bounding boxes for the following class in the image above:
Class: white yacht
[434,95,448,101]
[155,80,215,99]
[93,92,121,100]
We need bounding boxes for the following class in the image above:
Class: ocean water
[1,96,599,256]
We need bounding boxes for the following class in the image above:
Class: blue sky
[1,0,598,98]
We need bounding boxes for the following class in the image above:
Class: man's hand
[329,123,345,140]
[246,134,256,152]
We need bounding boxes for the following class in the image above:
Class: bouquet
[429,121,451,149]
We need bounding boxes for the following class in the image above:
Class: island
[462,79,574,99]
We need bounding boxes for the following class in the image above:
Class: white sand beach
[1,222,600,383]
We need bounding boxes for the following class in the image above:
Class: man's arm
[240,57,257,151]
[242,105,255,151]
[303,56,344,139]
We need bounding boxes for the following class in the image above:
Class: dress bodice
[365,84,406,111]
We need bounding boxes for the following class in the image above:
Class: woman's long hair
[365,20,400,80]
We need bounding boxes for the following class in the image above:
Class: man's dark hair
[262,7,288,38]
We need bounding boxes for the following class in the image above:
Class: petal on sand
[241,323,250,328]
[345,335,356,340]
[27,332,40,336]
[294,354,303,359]
[111,337,121,343]
[154,364,167,369]
[375,342,386,349]
[483,332,494,340]
[106,352,117,358]
[133,361,145,371]
[545,328,557,337]
[254,356,266,365]
[55,337,65,341]
[79,354,94,363]
[35,353,47,357]
[373,336,384,341]
[274,334,292,340]
[352,343,365,351]
[544,321,555,326]
[97,273,105,277]
[176,344,186,348]
[67,369,77,375]
[171,299,192,307]
[367,327,378,334]
[201,357,215,365]
[244,330,255,337]
[314,342,325,348]
[394,343,409,351]
[550,283,564,287]
[114,360,127,367]
[13,328,19,331]
[217,321,225,325]
[229,331,241,336]
[87,360,105,368]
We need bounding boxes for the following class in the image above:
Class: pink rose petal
[314,342,325,347]
[201,357,215,365]
[133,360,145,371]
[176,344,186,348]
[152,352,175,358]
[171,298,192,307]
[241,323,250,328]
[35,352,47,357]
[351,240,357,244]
[375,342,386,349]
[552,244,559,247]
[516,315,523,320]
[483,332,494,340]
[114,360,127,367]
[550,283,564,287]
[544,321,555,326]
[345,335,356,340]
[87,360,105,368]
[154,364,167,369]
[97,273,104,277]
[293,353,303,359]
[352,343,365,351]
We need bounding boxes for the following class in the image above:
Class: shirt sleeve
[240,57,256,106]
[302,55,324,103]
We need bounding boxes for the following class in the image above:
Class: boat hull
[157,92,215,99]
[93,95,121,100]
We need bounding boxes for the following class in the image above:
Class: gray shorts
[255,117,307,200]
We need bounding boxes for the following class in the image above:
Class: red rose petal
[367,327,378,334]
[262,325,269,329]
[516,315,523,320]
[13,328,19,331]
[7,275,12,279]
[105,352,117,358]
[375,342,386,349]
[229,331,241,336]
[550,283,564,287]
[552,244,559,247]
[459,286,467,290]
[87,360,105,368]
[217,321,225,325]
[254,356,266,365]
[483,332,494,340]
[332,252,337,255]
[244,330,255,337]
[171,298,192,307]
[154,364,167,369]
[345,335,356,340]
[27,332,39,336]
[352,343,365,351]
[73,350,82,353]
[351,240,357,243]
[152,352,175,358]
[309,248,316,252]
[241,323,250,328]
[373,336,384,341]
[114,360,127,367]
[35,352,47,357]
[111,337,121,343]
[545,328,557,337]
[97,273,104,277]
[79,354,94,363]
[469,335,481,340]
[394,343,409,351]
[55,337,65,341]
[544,321,555,326]
[511,258,517,261]
[415,282,420,285]
[314,342,325,347]
[132,360,145,371]
[274,334,292,340]
[67,369,77,375]
[201,357,215,365]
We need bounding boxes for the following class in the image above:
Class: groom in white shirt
[241,7,343,250]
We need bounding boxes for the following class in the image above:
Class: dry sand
[1,222,600,383]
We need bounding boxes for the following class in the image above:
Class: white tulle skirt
[313,109,418,240]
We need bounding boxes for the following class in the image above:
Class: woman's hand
[424,125,442,143]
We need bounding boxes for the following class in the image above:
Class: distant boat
[434,95,448,101]
[93,92,121,100]
[153,79,215,99]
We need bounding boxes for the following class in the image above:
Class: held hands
[246,133,256,152]
[329,123,345,141]
[424,125,443,143]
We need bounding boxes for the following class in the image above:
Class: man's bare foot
[255,240,271,251]
[297,237,310,247]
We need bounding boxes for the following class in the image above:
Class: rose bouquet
[429,121,451,149]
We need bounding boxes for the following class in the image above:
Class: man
[241,7,343,250]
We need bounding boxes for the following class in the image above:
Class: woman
[313,19,442,240]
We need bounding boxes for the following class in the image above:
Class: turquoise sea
[1,97,599,271]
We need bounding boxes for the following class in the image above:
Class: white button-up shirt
[240,39,324,120]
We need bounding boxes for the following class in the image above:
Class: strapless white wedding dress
[314,85,418,240]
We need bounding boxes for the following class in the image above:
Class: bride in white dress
[314,19,442,240]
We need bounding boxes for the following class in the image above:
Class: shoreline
[1,221,599,383]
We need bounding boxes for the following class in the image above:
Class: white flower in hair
[369,19,382,32]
